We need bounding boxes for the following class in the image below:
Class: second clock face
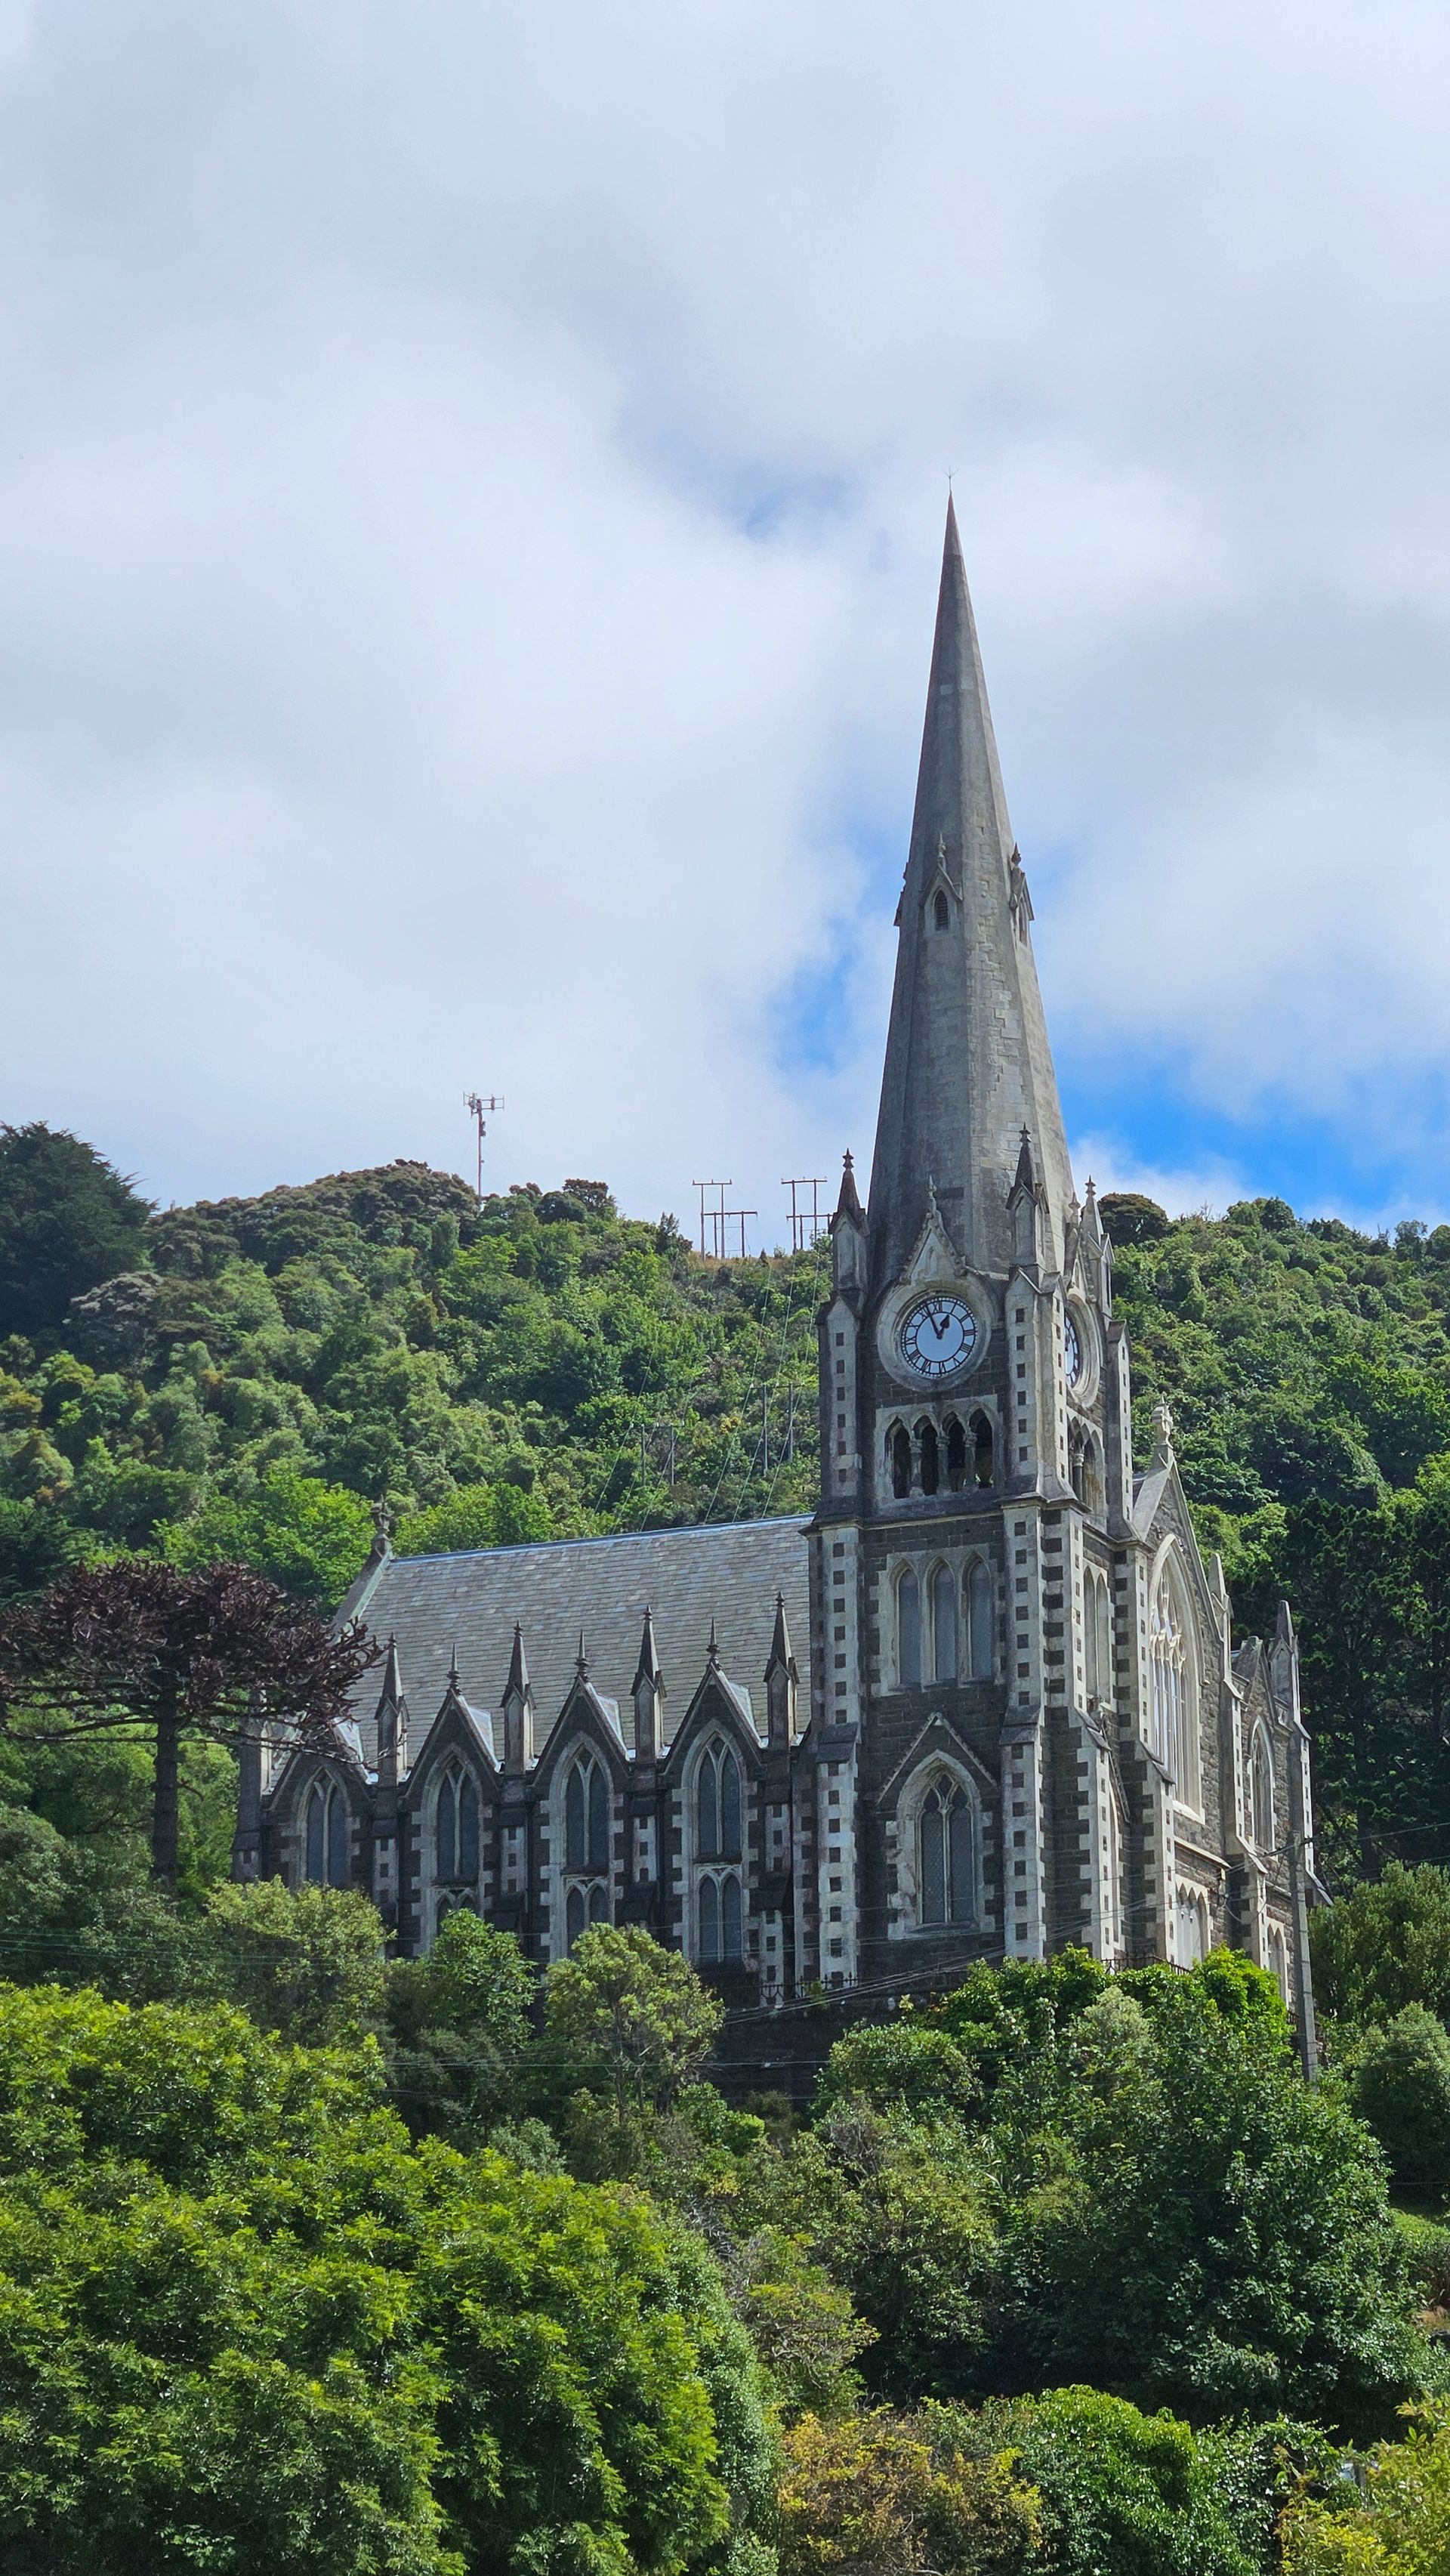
[1064,1313,1082,1388]
[899,1293,978,1380]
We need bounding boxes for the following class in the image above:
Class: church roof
[866,496,1075,1281]
[347,1515,812,1758]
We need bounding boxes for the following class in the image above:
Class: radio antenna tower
[465,1092,504,1204]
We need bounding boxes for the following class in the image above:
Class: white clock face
[899,1293,978,1380]
[1064,1314,1082,1388]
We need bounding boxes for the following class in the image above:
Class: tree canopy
[0,1122,151,1341]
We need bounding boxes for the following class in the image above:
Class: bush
[1353,2006,1450,2198]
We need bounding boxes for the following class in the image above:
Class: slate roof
[348,1517,812,1760]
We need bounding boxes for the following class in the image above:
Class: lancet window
[304,1774,349,1889]
[1150,1551,1201,1809]
[698,1872,744,1964]
[435,1763,480,1884]
[1251,1729,1276,1852]
[896,1568,922,1686]
[964,1558,994,1679]
[565,1754,610,1873]
[945,1416,967,1491]
[1084,1570,1113,1706]
[889,1422,912,1500]
[970,1411,994,1487]
[918,1420,940,1495]
[931,1564,958,1682]
[697,1741,742,1861]
[914,1769,978,1928]
[565,1881,609,1951]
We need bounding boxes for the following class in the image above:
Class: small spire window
[933,890,950,930]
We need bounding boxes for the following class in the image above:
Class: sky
[2,0,1449,1243]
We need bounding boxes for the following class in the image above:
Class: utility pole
[782,1176,828,1253]
[692,1179,731,1259]
[465,1092,504,1205]
[722,1204,757,1259]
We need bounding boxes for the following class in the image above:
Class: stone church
[235,499,1318,2046]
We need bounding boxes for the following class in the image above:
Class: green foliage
[0,1121,151,1341]
[951,2386,1260,2576]
[777,2406,1041,2576]
[1313,1864,1450,2028]
[159,1466,375,1602]
[1352,2008,1450,2199]
[0,1981,776,2576]
[384,1911,536,2141]
[196,1878,389,2046]
[545,1923,724,2111]
[1282,2401,1450,2575]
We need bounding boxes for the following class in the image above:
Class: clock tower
[807,497,1134,1988]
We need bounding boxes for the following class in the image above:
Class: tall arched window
[1084,1571,1112,1705]
[565,1755,610,1871]
[970,1412,994,1487]
[699,1872,744,1964]
[931,1565,958,1682]
[1251,1730,1276,1852]
[1175,1885,1208,1966]
[917,1772,976,1927]
[304,1776,349,1888]
[890,1422,912,1500]
[897,1569,921,1686]
[965,1560,993,1680]
[698,1743,742,1861]
[1103,1792,1122,1958]
[1151,1552,1200,1808]
[1267,1923,1290,2003]
[945,1416,967,1492]
[1081,1437,1104,1518]
[436,1765,480,1883]
[933,890,949,930]
[918,1421,939,1495]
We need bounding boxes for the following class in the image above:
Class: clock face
[1064,1313,1082,1388]
[899,1293,978,1380]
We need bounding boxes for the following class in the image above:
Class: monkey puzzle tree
[0,1558,378,1886]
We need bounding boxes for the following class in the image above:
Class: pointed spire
[765,1592,798,1680]
[632,1605,663,1694]
[501,1621,535,1777]
[374,1634,409,1789]
[576,1628,589,1679]
[447,1639,461,1691]
[866,498,1075,1282]
[707,1617,720,1667]
[835,1149,864,1225]
[504,1620,529,1700]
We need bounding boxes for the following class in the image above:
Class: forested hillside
[5,1123,1450,1873]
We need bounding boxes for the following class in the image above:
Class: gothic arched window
[945,1416,967,1492]
[698,1743,742,1861]
[931,1564,958,1682]
[933,890,949,930]
[897,1568,922,1687]
[699,1871,745,1964]
[1251,1729,1276,1852]
[970,1411,994,1487]
[565,1755,610,1873]
[1151,1552,1201,1808]
[1084,1571,1112,1705]
[917,1772,976,1927]
[965,1559,993,1680]
[436,1765,480,1883]
[304,1775,349,1889]
[918,1420,939,1495]
[890,1422,912,1500]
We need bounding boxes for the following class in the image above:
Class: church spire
[866,496,1075,1282]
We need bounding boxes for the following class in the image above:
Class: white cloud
[2,0,1449,1227]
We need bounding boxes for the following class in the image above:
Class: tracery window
[565,1755,610,1872]
[965,1558,993,1680]
[915,1771,977,1927]
[1150,1552,1201,1808]
[304,1774,349,1888]
[435,1764,480,1883]
[897,1568,922,1686]
[931,1564,958,1682]
[697,1741,742,1861]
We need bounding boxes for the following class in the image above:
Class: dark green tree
[0,1122,151,1339]
[1352,2006,1450,2199]
[1312,1862,1450,2028]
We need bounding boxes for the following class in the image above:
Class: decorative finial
[448,1639,460,1688]
[707,1617,720,1666]
[1152,1399,1174,1456]
[576,1628,589,1678]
